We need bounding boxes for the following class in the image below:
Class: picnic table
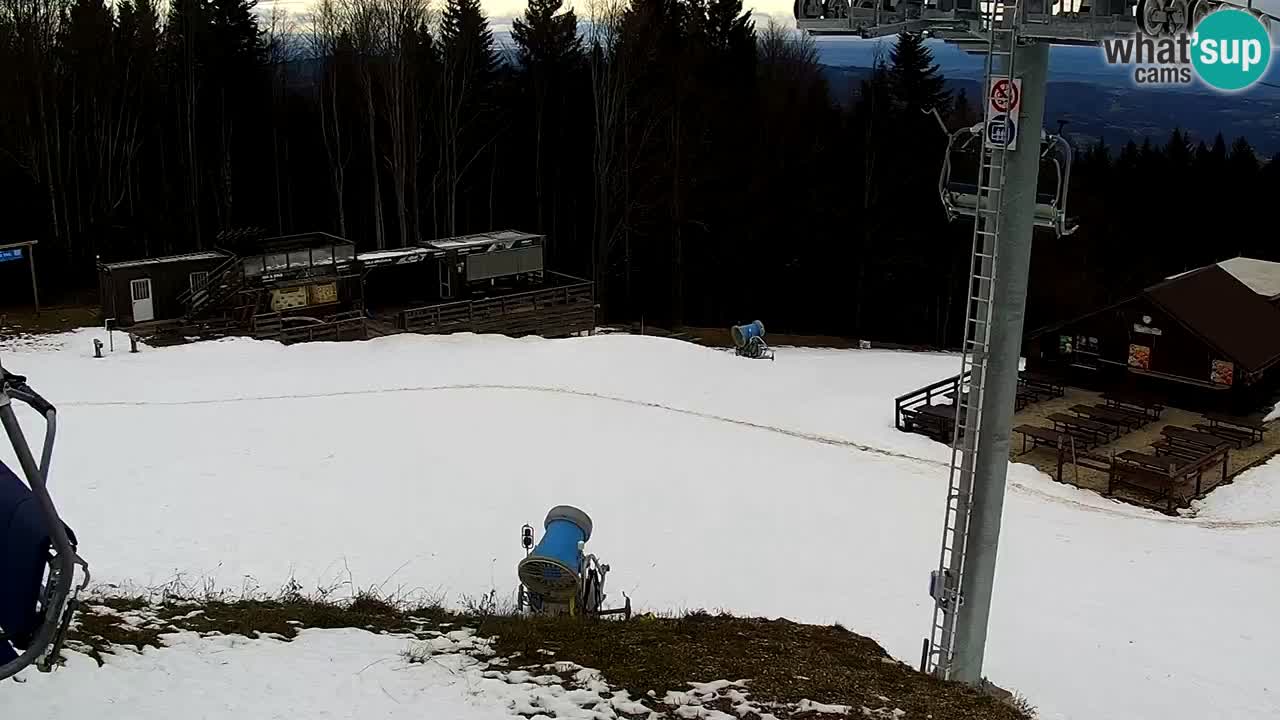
[1115,450,1182,473]
[1013,424,1065,454]
[1101,391,1164,420]
[1108,464,1181,513]
[1198,412,1267,446]
[1019,371,1066,400]
[1047,412,1116,447]
[1161,425,1240,450]
[904,404,959,441]
[1070,403,1145,431]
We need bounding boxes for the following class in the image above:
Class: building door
[130,278,155,322]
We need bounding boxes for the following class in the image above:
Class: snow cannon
[518,505,593,600]
[516,506,630,619]
[730,320,775,361]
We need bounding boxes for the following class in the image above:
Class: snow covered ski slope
[4,330,1280,719]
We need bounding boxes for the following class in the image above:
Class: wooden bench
[1013,424,1065,454]
[1193,423,1259,449]
[1047,412,1115,447]
[1101,392,1164,420]
[1108,465,1180,513]
[1116,450,1182,473]
[1151,439,1212,462]
[1162,425,1241,451]
[1019,371,1065,400]
[1070,404,1145,431]
[1201,412,1267,445]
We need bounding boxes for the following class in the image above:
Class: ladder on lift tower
[925,0,1020,680]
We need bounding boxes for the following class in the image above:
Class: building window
[189,271,209,293]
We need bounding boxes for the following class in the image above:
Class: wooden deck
[1008,384,1280,511]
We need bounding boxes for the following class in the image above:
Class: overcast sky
[260,0,794,34]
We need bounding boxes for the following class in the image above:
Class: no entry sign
[986,77,1022,150]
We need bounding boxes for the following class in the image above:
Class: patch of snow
[798,699,851,714]
[1,331,1278,720]
[1189,453,1280,522]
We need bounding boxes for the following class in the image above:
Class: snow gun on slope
[731,321,775,361]
[517,506,630,619]
[0,361,90,681]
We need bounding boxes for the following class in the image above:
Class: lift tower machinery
[795,0,1136,686]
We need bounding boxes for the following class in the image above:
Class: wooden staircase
[179,256,246,321]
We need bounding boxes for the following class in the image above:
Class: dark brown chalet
[1025,262,1280,408]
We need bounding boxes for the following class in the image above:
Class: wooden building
[1025,259,1280,408]
[98,251,231,325]
[98,229,593,343]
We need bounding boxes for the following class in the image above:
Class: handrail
[177,255,241,307]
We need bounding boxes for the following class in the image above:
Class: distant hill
[817,38,1280,155]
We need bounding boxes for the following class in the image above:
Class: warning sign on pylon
[988,78,1020,115]
[986,77,1022,150]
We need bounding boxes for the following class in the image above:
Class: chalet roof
[1168,257,1280,300]
[100,251,228,271]
[1144,265,1280,374]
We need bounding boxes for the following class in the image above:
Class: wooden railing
[252,311,367,345]
[894,371,970,432]
[399,279,595,339]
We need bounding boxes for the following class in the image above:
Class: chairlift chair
[0,363,89,681]
[931,110,1079,238]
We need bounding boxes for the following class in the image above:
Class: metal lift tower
[794,0,1136,686]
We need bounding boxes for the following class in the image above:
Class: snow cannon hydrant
[516,506,630,619]
[730,320,775,361]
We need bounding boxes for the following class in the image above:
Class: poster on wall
[1211,359,1235,386]
[1128,344,1151,370]
[271,286,308,312]
[308,282,338,305]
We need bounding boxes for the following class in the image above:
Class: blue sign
[0,248,23,263]
[986,114,1017,148]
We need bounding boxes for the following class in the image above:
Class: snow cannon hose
[731,321,765,349]
[518,506,593,600]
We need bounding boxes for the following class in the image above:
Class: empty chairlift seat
[934,118,1078,237]
[0,461,76,665]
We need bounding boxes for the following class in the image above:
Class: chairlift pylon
[0,361,90,681]
[927,108,1078,238]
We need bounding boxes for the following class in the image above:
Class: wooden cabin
[97,251,231,326]
[1025,259,1280,409]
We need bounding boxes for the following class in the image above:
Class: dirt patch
[64,596,1029,720]
[480,612,1029,720]
[0,305,100,337]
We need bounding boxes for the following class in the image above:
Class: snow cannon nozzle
[731,320,765,349]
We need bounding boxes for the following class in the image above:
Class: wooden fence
[399,279,595,339]
[253,311,367,344]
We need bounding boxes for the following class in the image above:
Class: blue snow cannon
[730,320,774,360]
[518,506,593,600]
[731,320,765,349]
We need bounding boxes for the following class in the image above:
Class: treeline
[2,0,1278,345]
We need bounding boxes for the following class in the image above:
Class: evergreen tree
[436,0,498,234]
[888,32,948,116]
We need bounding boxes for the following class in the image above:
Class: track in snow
[62,382,1280,530]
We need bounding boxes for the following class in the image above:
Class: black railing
[894,370,970,432]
